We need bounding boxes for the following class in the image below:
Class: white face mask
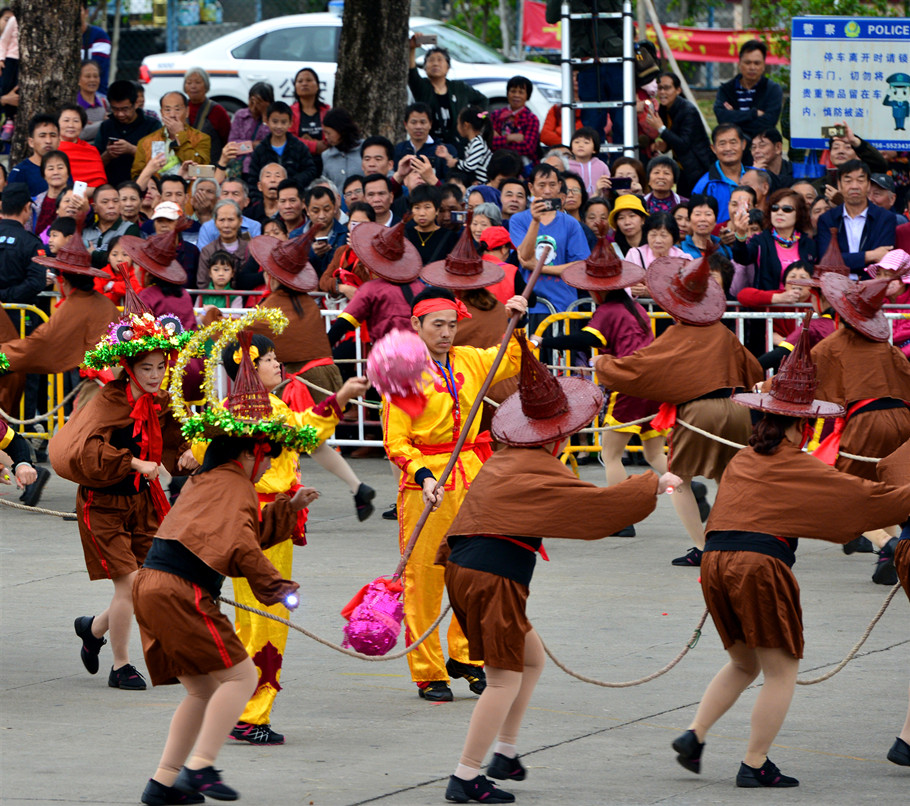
[642,79,658,98]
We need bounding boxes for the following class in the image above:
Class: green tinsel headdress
[0,351,9,374]
[168,308,320,454]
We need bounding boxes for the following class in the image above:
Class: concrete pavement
[1,456,908,805]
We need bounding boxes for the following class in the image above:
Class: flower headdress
[0,351,9,374]
[168,308,321,454]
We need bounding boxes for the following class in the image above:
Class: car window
[413,23,506,65]
[231,26,340,63]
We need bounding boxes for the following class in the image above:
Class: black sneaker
[108,663,147,690]
[229,721,285,745]
[612,525,636,537]
[141,778,204,805]
[672,729,705,774]
[692,481,711,522]
[735,758,799,788]
[174,766,238,801]
[887,736,910,766]
[19,466,50,507]
[382,504,397,521]
[354,483,376,522]
[872,538,899,585]
[446,657,486,695]
[445,774,514,803]
[417,680,453,702]
[74,615,106,675]
[843,535,875,554]
[672,547,703,567]
[487,752,527,781]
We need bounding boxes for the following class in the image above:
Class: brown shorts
[445,563,531,673]
[669,398,752,481]
[701,550,804,659]
[285,361,343,404]
[77,487,159,580]
[133,568,249,686]
[838,407,910,481]
[895,540,910,603]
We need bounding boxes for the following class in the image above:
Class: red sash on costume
[650,402,677,431]
[488,534,550,562]
[812,398,875,465]
[416,431,493,463]
[125,382,171,521]
[258,485,309,546]
[280,357,334,412]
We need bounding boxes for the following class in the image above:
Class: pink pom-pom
[367,330,432,400]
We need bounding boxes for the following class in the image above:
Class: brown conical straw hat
[33,212,108,278]
[349,215,422,282]
[249,225,319,292]
[562,234,645,291]
[820,274,893,342]
[421,210,505,290]
[646,240,725,326]
[120,216,192,284]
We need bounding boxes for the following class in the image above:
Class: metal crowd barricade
[1,303,64,441]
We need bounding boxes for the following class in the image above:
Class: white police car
[139,13,562,123]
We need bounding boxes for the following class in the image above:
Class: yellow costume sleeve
[383,400,425,485]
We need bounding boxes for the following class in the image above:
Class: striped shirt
[456,135,492,183]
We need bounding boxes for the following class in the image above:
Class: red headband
[412,298,472,321]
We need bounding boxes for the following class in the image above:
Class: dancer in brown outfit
[438,336,680,803]
[671,319,910,789]
[594,246,763,566]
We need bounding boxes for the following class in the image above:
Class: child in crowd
[403,184,460,265]
[568,126,610,195]
[246,101,317,192]
[44,216,77,260]
[201,249,242,308]
[94,235,143,304]
[437,106,493,184]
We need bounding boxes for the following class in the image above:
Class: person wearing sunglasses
[730,188,818,300]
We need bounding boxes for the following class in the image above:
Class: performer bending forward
[439,335,679,803]
[671,320,910,788]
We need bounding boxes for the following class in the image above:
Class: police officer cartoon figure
[883,72,910,131]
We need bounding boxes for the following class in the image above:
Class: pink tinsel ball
[342,583,404,656]
[367,330,432,399]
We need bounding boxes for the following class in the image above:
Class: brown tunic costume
[812,327,910,480]
[438,448,659,671]
[253,289,341,402]
[594,322,763,479]
[133,461,298,685]
[49,377,188,579]
[877,439,910,601]
[704,442,910,658]
[0,288,118,414]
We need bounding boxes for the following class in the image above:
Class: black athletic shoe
[445,774,515,803]
[487,752,527,781]
[672,547,703,567]
[692,480,711,522]
[612,525,636,537]
[229,721,285,745]
[174,766,238,801]
[108,663,147,690]
[872,538,899,585]
[446,658,486,695]
[842,535,875,554]
[354,483,376,522]
[381,504,397,521]
[141,778,204,805]
[19,466,50,507]
[74,615,106,675]
[735,758,799,788]
[887,736,910,766]
[417,681,454,702]
[672,729,705,774]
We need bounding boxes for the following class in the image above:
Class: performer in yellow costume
[383,286,530,701]
[195,335,368,744]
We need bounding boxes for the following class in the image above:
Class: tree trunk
[10,0,81,164]
[334,0,410,142]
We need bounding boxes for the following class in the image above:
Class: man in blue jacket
[816,160,896,278]
[692,123,753,224]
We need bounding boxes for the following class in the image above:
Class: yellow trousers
[233,538,292,725]
[398,478,472,683]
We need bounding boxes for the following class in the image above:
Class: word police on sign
[790,16,910,150]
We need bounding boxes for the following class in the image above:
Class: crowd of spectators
[2,21,910,427]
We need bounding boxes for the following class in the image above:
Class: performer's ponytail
[749,413,794,455]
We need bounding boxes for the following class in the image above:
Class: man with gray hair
[197,177,262,248]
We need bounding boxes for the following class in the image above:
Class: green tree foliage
[449,0,517,52]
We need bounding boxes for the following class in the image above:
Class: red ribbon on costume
[650,402,677,431]
[259,485,309,546]
[416,431,493,463]
[124,376,170,521]
[492,534,550,561]
[340,576,403,621]
[812,399,875,465]
[389,391,429,419]
[412,297,473,320]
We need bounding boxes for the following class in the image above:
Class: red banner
[521,2,789,65]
